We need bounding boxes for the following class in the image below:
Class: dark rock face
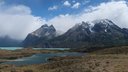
[31,24,56,38]
[23,19,128,48]
[49,19,128,48]
[122,28,128,34]
[23,24,56,48]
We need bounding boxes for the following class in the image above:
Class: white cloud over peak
[46,1,128,33]
[0,2,46,40]
[48,5,58,10]
[80,1,128,28]
[63,1,71,7]
[72,2,81,9]
[48,14,79,32]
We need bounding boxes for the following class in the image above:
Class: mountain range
[0,36,21,47]
[23,19,128,48]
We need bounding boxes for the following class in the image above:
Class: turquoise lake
[0,47,70,50]
[0,47,83,66]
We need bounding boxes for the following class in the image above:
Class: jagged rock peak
[50,25,54,27]
[41,24,48,28]
[41,24,55,29]
[81,21,90,28]
[49,25,56,30]
[30,24,56,37]
[23,19,128,48]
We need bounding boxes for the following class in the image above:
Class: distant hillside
[0,36,21,47]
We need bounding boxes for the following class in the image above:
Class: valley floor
[1,54,128,72]
[0,48,66,63]
[1,46,128,72]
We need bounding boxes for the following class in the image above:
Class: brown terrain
[0,46,128,72]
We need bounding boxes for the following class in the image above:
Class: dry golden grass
[1,54,128,72]
[1,46,128,72]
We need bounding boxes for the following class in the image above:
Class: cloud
[111,0,125,1]
[0,0,128,40]
[63,1,71,7]
[82,0,90,5]
[48,14,79,33]
[0,2,46,40]
[1,5,31,15]
[47,1,128,33]
[72,2,81,9]
[48,5,58,10]
[80,0,128,28]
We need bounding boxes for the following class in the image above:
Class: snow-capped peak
[92,19,115,26]
[41,24,49,28]
[30,24,56,37]
[81,21,90,28]
[70,19,118,33]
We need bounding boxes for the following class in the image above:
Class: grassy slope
[90,46,128,54]
[2,55,128,72]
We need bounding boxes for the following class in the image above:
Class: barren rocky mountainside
[23,19,128,48]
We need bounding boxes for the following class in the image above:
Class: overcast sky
[0,0,127,40]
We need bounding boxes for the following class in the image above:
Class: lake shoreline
[1,46,128,72]
[0,48,72,64]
